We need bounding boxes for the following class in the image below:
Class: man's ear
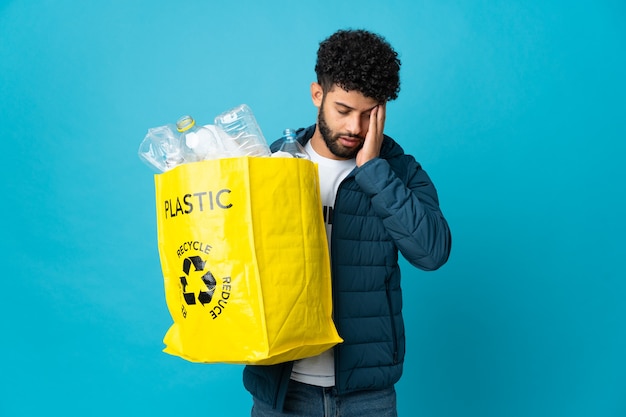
[311,82,324,107]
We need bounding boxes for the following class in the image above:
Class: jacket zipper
[331,178,343,390]
[331,172,356,392]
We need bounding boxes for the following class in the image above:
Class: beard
[318,101,364,159]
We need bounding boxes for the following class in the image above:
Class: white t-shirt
[290,141,356,387]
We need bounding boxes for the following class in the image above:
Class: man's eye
[337,110,349,115]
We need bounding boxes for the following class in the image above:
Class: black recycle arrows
[180,256,217,306]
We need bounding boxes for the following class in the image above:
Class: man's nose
[346,114,362,136]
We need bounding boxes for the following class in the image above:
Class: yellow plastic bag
[154,157,342,364]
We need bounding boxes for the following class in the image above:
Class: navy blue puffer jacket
[243,125,451,410]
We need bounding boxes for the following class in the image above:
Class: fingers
[368,103,385,138]
[357,103,386,167]
[368,105,379,137]
[378,102,386,129]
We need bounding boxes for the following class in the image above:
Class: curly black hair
[315,29,401,103]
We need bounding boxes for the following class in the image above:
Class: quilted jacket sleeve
[354,156,451,271]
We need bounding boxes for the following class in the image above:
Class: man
[244,29,451,416]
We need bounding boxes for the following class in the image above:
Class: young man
[244,29,451,416]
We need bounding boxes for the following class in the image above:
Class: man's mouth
[338,135,361,147]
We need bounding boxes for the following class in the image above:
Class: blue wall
[1,1,624,416]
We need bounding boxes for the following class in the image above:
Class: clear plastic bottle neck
[176,115,196,133]
[278,128,309,159]
[283,128,297,142]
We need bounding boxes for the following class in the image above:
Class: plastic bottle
[176,115,224,162]
[277,128,310,159]
[214,104,271,157]
[138,124,185,172]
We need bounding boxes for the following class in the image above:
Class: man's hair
[315,29,401,103]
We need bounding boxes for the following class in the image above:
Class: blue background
[1,1,625,416]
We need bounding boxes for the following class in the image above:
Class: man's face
[314,85,379,160]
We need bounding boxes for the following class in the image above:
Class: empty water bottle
[177,115,226,162]
[214,104,271,157]
[276,128,310,159]
[138,124,184,172]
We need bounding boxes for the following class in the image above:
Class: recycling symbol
[180,256,217,306]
